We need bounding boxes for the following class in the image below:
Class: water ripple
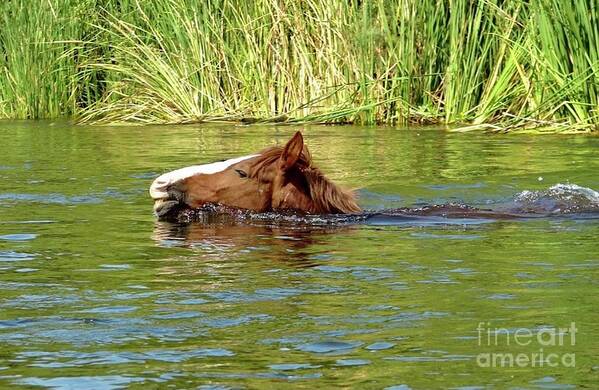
[17,375,146,389]
[0,193,103,205]
[269,363,321,371]
[335,359,371,366]
[366,342,395,351]
[19,348,234,368]
[0,251,36,262]
[0,233,37,241]
[295,340,363,354]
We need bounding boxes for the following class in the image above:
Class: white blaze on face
[149,154,259,200]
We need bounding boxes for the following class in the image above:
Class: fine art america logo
[476,322,577,368]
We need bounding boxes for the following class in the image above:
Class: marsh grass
[0,0,99,119]
[1,0,598,132]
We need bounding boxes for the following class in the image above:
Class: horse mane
[250,146,361,214]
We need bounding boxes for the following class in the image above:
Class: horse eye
[235,169,248,178]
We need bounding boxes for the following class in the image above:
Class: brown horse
[150,131,360,219]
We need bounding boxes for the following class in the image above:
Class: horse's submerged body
[151,132,599,224]
[150,131,360,220]
[153,202,545,226]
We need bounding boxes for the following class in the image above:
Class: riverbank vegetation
[0,0,597,132]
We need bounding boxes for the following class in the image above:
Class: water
[1,121,598,389]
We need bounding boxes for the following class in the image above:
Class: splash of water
[174,204,368,226]
[514,183,599,214]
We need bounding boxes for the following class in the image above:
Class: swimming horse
[150,132,599,222]
[150,132,361,219]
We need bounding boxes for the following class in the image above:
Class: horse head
[150,131,361,219]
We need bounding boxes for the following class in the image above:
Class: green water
[0,121,598,389]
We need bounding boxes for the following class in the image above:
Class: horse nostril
[153,179,170,190]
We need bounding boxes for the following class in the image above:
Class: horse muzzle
[150,175,189,220]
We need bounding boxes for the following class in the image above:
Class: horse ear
[279,131,304,171]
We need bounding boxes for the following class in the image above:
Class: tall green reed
[1,0,597,132]
[0,0,99,119]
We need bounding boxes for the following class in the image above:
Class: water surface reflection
[0,122,597,389]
